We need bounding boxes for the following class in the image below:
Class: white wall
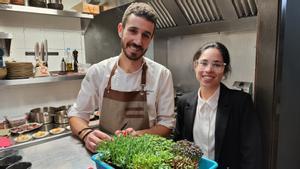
[0,11,86,71]
[0,5,85,117]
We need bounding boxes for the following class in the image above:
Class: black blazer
[174,83,262,169]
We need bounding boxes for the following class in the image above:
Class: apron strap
[106,61,148,91]
[106,63,118,90]
[141,63,147,91]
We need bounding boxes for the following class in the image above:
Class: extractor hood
[84,0,258,63]
[99,0,258,37]
[147,0,258,37]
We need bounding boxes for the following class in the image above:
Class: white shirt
[193,86,220,160]
[68,56,175,129]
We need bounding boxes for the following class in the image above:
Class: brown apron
[99,62,150,135]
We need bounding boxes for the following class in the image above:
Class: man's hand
[83,130,112,153]
[114,128,139,137]
[114,124,171,137]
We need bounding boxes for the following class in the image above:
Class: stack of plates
[6,62,33,79]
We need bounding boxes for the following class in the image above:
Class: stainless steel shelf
[0,73,85,87]
[0,4,94,19]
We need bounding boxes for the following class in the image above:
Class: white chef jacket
[68,56,175,129]
[193,86,220,160]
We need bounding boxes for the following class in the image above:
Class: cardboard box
[72,2,99,15]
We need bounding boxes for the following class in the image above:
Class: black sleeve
[173,97,184,141]
[239,94,263,169]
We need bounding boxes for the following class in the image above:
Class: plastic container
[91,153,218,169]
[199,157,218,169]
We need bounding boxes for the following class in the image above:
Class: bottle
[73,49,79,72]
[65,48,73,71]
[61,58,66,72]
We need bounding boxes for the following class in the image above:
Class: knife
[34,42,39,62]
[44,39,48,66]
[40,42,44,63]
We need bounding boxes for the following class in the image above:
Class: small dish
[49,127,65,135]
[14,134,32,143]
[32,131,49,139]
[65,126,71,130]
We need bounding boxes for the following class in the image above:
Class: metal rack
[0,73,85,87]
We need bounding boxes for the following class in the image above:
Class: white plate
[32,131,49,139]
[49,128,65,135]
[14,134,32,143]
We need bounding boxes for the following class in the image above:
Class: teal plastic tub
[91,153,218,169]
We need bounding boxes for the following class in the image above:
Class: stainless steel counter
[18,136,95,169]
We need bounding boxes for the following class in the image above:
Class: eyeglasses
[195,60,226,72]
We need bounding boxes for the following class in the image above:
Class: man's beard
[121,40,147,61]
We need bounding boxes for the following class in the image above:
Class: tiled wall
[0,5,85,117]
[0,11,86,71]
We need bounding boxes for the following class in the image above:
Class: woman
[174,42,262,169]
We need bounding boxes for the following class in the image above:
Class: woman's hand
[83,130,112,153]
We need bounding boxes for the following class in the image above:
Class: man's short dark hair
[122,2,158,29]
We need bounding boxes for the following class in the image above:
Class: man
[68,2,175,153]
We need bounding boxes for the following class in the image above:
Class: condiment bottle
[61,58,66,72]
[65,48,73,71]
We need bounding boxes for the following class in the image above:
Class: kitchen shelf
[0,4,94,19]
[0,73,85,87]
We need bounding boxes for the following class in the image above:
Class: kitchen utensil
[0,155,22,169]
[28,0,46,8]
[40,42,44,63]
[34,42,39,63]
[6,162,32,169]
[0,32,12,58]
[29,107,55,124]
[53,110,68,124]
[44,39,48,66]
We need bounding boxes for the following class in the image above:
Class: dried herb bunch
[96,135,203,169]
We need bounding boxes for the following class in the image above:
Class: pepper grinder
[73,49,78,72]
